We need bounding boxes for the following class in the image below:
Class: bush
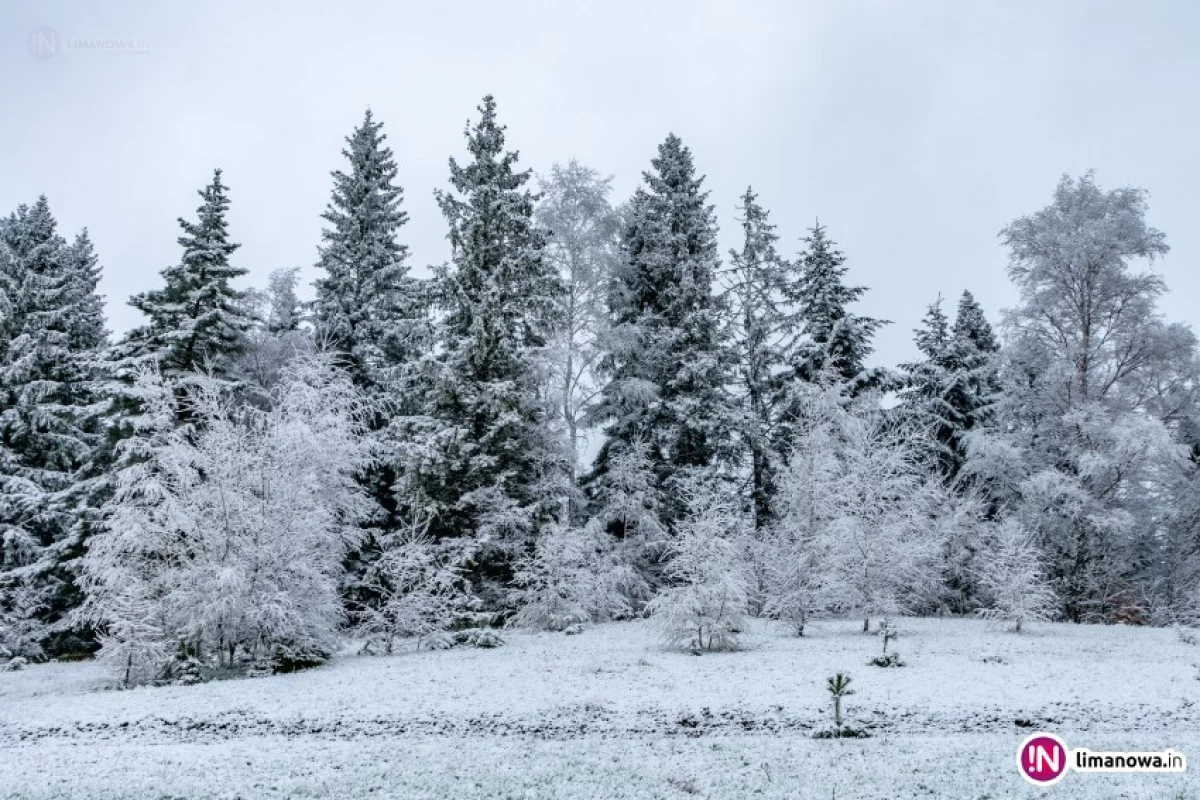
[271,644,330,674]
[869,652,904,668]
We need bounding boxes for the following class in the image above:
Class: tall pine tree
[422,96,566,584]
[721,187,790,529]
[591,134,733,529]
[125,169,251,383]
[0,198,108,658]
[774,222,886,461]
[314,109,427,393]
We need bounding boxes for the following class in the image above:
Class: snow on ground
[2,618,1197,798]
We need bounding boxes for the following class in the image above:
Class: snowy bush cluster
[2,95,1199,685]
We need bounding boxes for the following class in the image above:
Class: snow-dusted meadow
[3,618,1196,799]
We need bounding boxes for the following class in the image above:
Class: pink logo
[27,27,60,59]
[1019,732,1069,786]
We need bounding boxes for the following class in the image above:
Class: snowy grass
[2,617,1198,798]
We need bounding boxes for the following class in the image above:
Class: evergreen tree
[954,290,999,354]
[901,291,1001,483]
[721,187,791,529]
[0,198,107,658]
[900,296,960,477]
[125,169,251,383]
[422,95,566,577]
[62,230,107,352]
[783,222,885,391]
[591,134,733,529]
[314,109,426,392]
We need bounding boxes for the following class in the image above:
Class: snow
[2,617,1197,798]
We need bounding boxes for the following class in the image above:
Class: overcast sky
[2,0,1197,370]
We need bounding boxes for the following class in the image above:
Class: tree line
[2,95,1197,682]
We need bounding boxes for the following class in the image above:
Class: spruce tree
[721,187,790,529]
[125,169,251,382]
[783,222,885,390]
[62,230,107,352]
[900,296,960,477]
[954,290,999,354]
[900,291,1000,483]
[423,95,566,575]
[314,109,426,392]
[0,198,107,658]
[591,134,733,530]
[311,111,432,623]
[774,222,886,461]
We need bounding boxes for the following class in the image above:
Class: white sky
[2,0,1197,370]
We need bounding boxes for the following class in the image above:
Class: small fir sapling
[815,672,868,738]
[869,617,904,667]
[829,672,852,732]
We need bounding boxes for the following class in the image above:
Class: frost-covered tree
[966,172,1196,622]
[782,222,886,392]
[774,223,887,463]
[591,134,734,528]
[760,389,841,636]
[61,229,108,352]
[265,266,304,334]
[777,389,944,632]
[0,198,108,658]
[535,161,622,499]
[900,293,1000,483]
[508,520,634,631]
[78,353,373,683]
[975,518,1057,633]
[720,188,792,529]
[313,110,427,393]
[93,581,170,688]
[646,476,750,652]
[421,96,566,565]
[125,169,252,382]
[354,513,472,653]
[236,267,313,398]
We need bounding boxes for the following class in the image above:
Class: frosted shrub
[356,517,473,654]
[509,521,633,631]
[647,480,749,653]
[975,518,1058,633]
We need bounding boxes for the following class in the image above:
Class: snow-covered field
[2,618,1197,799]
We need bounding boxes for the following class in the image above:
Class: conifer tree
[125,169,252,383]
[0,198,107,658]
[591,134,733,529]
[901,291,1001,483]
[951,290,1002,442]
[422,95,566,571]
[783,222,885,391]
[314,110,426,393]
[721,188,790,528]
[772,222,886,464]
